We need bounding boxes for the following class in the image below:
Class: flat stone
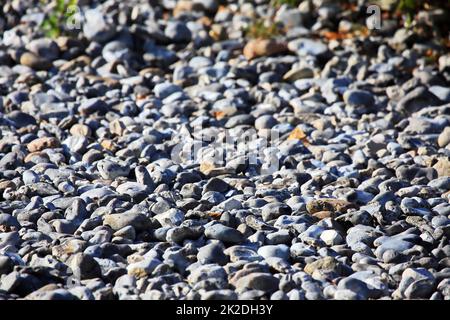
[204,223,245,244]
[261,202,292,221]
[234,272,280,293]
[6,111,37,127]
[127,258,161,278]
[27,137,60,152]
[288,38,329,57]
[20,52,52,70]
[97,159,130,180]
[103,212,153,231]
[197,242,228,265]
[68,253,102,280]
[306,199,354,214]
[258,244,290,261]
[243,39,287,60]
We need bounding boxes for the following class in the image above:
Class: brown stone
[406,216,427,228]
[199,161,234,176]
[234,272,280,292]
[443,190,450,200]
[83,74,119,87]
[17,126,37,135]
[51,239,87,262]
[200,161,216,175]
[27,137,60,152]
[173,0,202,16]
[438,127,450,148]
[433,157,450,177]
[243,39,287,60]
[55,36,83,51]
[197,16,212,27]
[306,199,354,214]
[24,151,49,163]
[109,119,126,136]
[139,67,165,77]
[101,139,117,152]
[60,55,91,72]
[0,180,15,193]
[20,52,52,70]
[70,124,91,137]
[312,210,334,220]
[24,284,62,300]
[209,24,227,41]
[304,256,341,275]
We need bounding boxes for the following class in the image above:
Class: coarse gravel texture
[0,0,450,300]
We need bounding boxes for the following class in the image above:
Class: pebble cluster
[0,0,450,300]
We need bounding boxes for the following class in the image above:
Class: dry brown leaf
[340,2,358,11]
[101,139,116,151]
[213,111,226,120]
[323,31,350,41]
[322,26,369,41]
[288,127,309,144]
[208,212,222,219]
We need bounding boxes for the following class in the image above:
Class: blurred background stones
[0,0,449,300]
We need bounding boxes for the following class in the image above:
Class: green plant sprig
[270,0,301,8]
[244,19,284,39]
[40,0,78,38]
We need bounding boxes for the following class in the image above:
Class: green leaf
[47,27,60,38]
[56,0,66,13]
[271,0,301,7]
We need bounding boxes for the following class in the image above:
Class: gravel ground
[0,0,450,300]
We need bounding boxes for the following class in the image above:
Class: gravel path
[0,0,449,300]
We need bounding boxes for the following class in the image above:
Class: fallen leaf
[208,212,222,219]
[101,139,116,151]
[288,127,309,145]
[213,110,226,120]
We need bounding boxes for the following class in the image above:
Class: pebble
[103,212,153,231]
[258,245,290,261]
[320,230,344,246]
[127,258,161,278]
[204,223,245,244]
[27,137,60,152]
[78,98,109,116]
[243,39,287,60]
[68,253,102,280]
[234,273,280,293]
[395,268,436,299]
[197,242,229,265]
[0,0,448,301]
[288,38,329,57]
[97,159,130,180]
[6,111,37,127]
[261,202,292,221]
[165,21,192,43]
[83,9,115,43]
[438,127,450,148]
[70,124,92,137]
[19,52,51,70]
